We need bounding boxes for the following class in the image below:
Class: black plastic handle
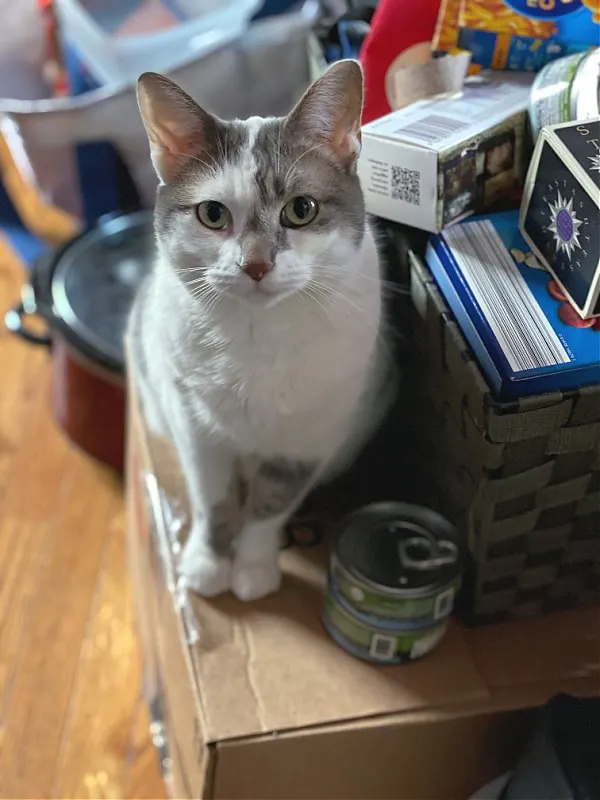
[4,301,52,347]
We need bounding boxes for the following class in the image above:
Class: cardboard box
[126,352,600,799]
[520,118,600,320]
[358,75,531,233]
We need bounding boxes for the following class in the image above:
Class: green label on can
[323,594,449,664]
[530,51,588,138]
[332,557,461,625]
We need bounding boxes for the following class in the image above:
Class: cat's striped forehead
[195,117,287,208]
[174,115,314,206]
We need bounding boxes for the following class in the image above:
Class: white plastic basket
[0,7,316,226]
[55,0,262,86]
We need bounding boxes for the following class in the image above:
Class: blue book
[425,210,600,399]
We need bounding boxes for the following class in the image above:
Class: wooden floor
[0,237,167,798]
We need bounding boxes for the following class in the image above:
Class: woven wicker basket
[409,252,600,624]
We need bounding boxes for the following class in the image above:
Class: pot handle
[4,286,52,347]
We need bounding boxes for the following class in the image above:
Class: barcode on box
[391,166,421,205]
[369,633,397,661]
[394,114,468,144]
[444,221,570,372]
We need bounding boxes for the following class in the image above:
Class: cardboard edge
[361,126,432,151]
[211,672,600,751]
[125,336,215,798]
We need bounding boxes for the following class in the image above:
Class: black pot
[5,210,154,471]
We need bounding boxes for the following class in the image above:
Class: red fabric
[360,0,441,124]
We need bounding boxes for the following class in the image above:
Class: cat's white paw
[231,559,281,602]
[179,542,232,598]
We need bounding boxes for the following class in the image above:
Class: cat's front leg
[232,457,318,601]
[177,434,244,598]
[231,516,285,602]
[180,521,233,598]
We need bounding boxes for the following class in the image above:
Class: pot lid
[51,210,154,371]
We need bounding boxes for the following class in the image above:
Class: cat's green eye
[196,201,231,230]
[280,196,319,229]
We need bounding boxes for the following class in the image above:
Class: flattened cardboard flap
[185,553,489,742]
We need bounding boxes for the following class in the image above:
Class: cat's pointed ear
[286,59,363,170]
[137,72,219,183]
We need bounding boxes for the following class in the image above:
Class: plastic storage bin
[56,0,262,87]
[0,6,315,227]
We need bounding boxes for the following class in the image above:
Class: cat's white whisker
[276,124,282,176]
[187,279,214,294]
[224,127,229,166]
[300,287,333,321]
[190,289,215,305]
[284,142,324,183]
[174,151,218,174]
[309,279,373,321]
[184,274,209,284]
[204,293,222,315]
[317,267,406,296]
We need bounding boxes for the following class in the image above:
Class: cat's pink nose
[241,262,272,282]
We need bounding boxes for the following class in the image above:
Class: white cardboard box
[359,75,532,233]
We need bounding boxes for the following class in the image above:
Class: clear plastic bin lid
[81,0,225,37]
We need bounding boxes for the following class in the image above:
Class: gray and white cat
[129,60,394,602]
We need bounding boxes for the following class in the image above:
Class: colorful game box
[425,210,600,399]
[433,0,600,72]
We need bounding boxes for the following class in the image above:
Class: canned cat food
[323,589,450,665]
[322,503,464,664]
[529,49,600,141]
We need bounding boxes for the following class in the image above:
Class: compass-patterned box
[520,119,600,320]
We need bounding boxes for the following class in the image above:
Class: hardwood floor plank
[51,502,145,799]
[0,452,117,797]
[0,369,70,715]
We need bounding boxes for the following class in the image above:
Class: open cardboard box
[125,356,600,800]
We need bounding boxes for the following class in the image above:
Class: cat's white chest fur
[179,276,381,460]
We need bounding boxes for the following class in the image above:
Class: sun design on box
[588,153,600,173]
[546,190,584,259]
